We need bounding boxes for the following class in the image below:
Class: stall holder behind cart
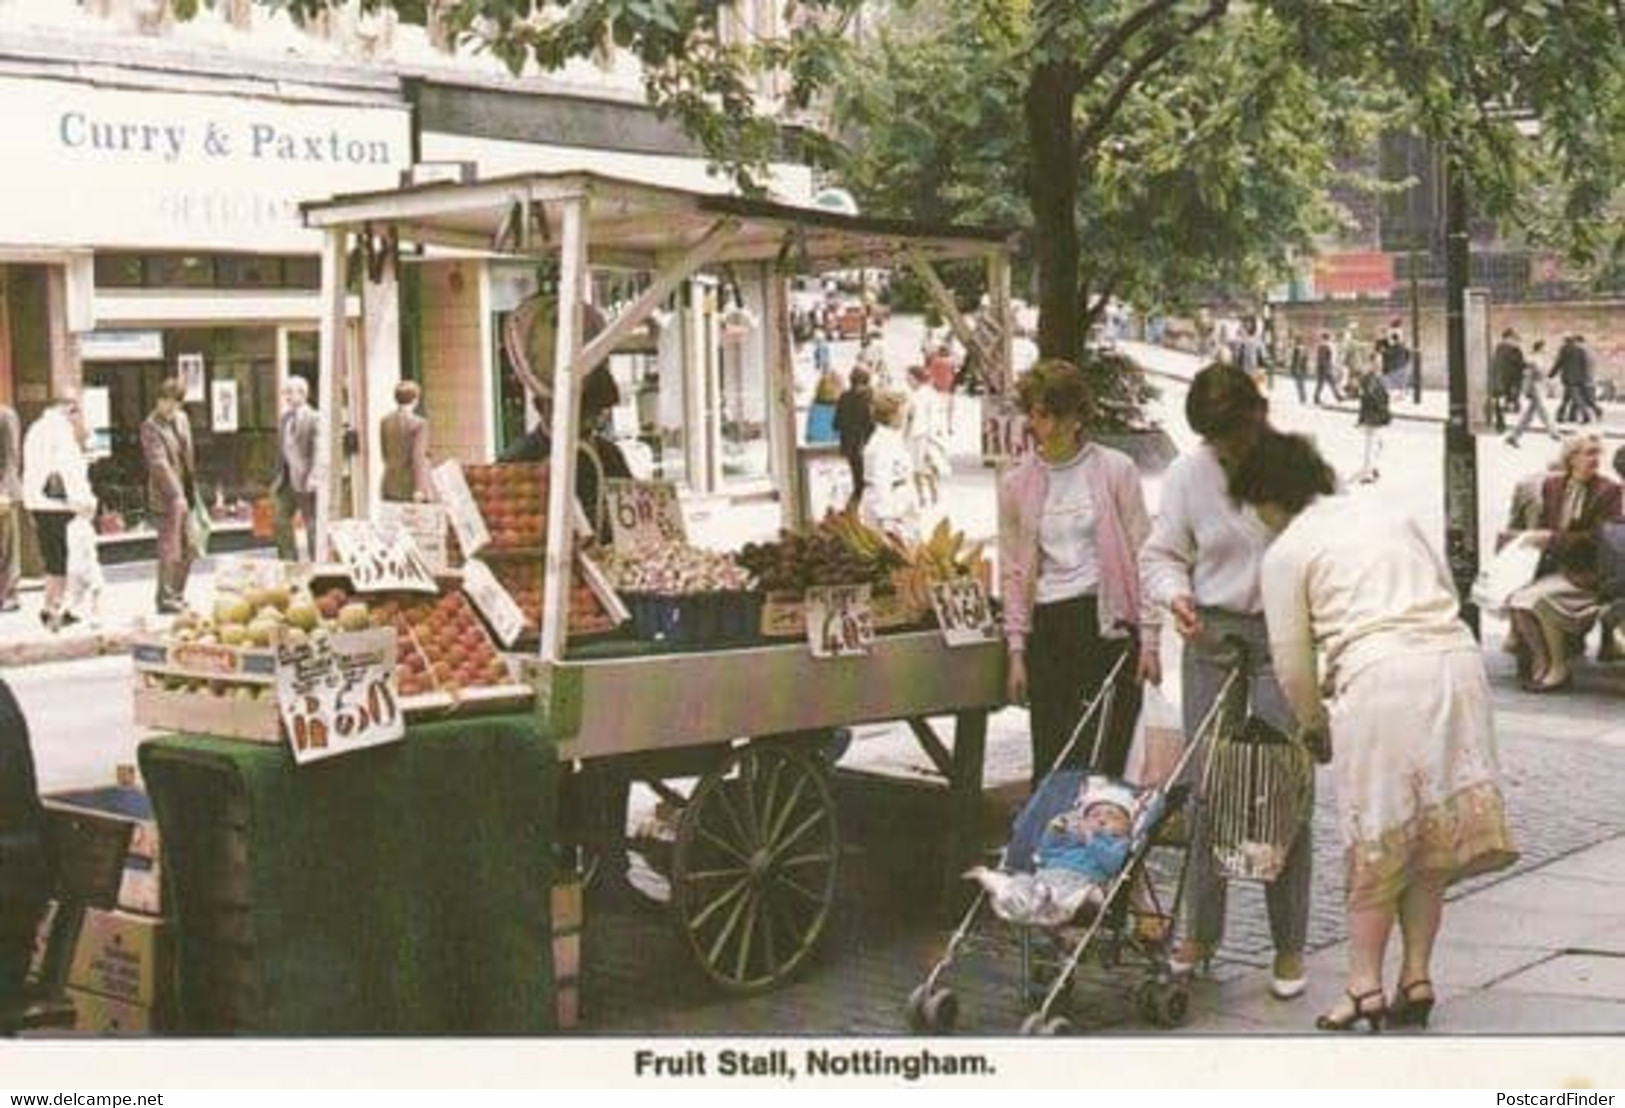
[301,173,1018,994]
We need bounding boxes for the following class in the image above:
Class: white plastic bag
[1124,684,1184,788]
[1471,533,1542,613]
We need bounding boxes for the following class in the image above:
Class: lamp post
[1442,150,1480,638]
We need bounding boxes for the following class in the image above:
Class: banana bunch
[820,511,908,575]
[912,518,989,582]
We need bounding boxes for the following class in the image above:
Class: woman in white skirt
[1232,431,1518,1033]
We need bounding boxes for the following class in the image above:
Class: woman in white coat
[21,395,94,631]
[1232,431,1518,1032]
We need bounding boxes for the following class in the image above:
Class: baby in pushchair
[966,777,1139,927]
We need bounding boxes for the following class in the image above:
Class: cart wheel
[1020,1013,1073,1036]
[1150,983,1190,1029]
[906,985,958,1034]
[1134,979,1159,1022]
[671,745,841,994]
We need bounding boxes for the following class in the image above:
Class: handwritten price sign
[431,460,492,557]
[930,577,998,647]
[604,479,687,549]
[376,501,449,574]
[805,584,875,658]
[981,398,1034,462]
[328,520,438,594]
[275,628,404,766]
[462,558,528,647]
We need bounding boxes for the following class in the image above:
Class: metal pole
[1410,240,1423,405]
[1443,153,1480,638]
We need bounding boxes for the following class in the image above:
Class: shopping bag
[186,495,213,557]
[1470,533,1542,613]
[1124,684,1184,788]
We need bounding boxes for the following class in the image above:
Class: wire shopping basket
[1199,644,1315,884]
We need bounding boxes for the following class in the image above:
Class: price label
[328,520,438,594]
[431,460,492,557]
[929,577,998,647]
[804,456,853,521]
[375,502,449,574]
[805,584,875,658]
[275,628,405,766]
[462,558,528,647]
[981,398,1033,462]
[604,479,687,549]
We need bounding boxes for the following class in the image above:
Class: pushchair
[906,651,1254,1036]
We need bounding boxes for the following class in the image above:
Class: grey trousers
[274,488,317,563]
[0,506,18,607]
[1181,609,1314,955]
[1506,385,1558,442]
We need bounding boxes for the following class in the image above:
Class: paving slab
[1492,953,1625,1002]
[1438,990,1625,1034]
[1538,837,1625,886]
[1454,871,1625,919]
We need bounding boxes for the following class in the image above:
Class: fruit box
[64,986,162,1035]
[67,907,172,1009]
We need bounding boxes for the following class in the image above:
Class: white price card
[462,558,528,647]
[804,456,853,522]
[604,478,687,549]
[376,501,450,574]
[805,584,875,658]
[981,398,1033,462]
[275,628,405,766]
[431,459,491,558]
[328,520,438,594]
[929,577,999,647]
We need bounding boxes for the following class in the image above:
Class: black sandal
[1388,979,1435,1029]
[1316,987,1386,1033]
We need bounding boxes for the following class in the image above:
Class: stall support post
[540,194,589,663]
[904,248,995,375]
[985,252,1014,396]
[360,236,403,522]
[316,227,350,561]
[946,710,989,904]
[760,264,803,531]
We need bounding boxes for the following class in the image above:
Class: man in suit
[272,376,321,562]
[0,401,20,611]
[140,377,197,613]
[379,380,432,503]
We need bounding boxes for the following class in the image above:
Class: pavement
[9,333,1625,1039]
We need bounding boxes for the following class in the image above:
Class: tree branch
[1074,0,1230,164]
[1074,0,1183,90]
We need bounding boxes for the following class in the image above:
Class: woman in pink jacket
[999,359,1159,790]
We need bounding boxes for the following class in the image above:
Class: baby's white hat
[1080,776,1138,818]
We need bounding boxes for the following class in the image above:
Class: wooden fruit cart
[301,171,1019,994]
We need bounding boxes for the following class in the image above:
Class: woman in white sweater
[1233,431,1517,1032]
[21,396,94,631]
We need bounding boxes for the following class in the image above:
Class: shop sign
[461,559,527,648]
[328,520,438,595]
[78,330,164,362]
[275,628,404,766]
[805,584,874,658]
[1,76,408,251]
[431,460,491,557]
[929,578,998,647]
[375,501,449,574]
[604,478,687,549]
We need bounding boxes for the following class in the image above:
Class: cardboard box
[551,879,583,933]
[67,908,172,1008]
[555,983,579,1031]
[551,932,581,981]
[64,987,158,1035]
[118,855,163,917]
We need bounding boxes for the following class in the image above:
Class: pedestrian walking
[1378,321,1411,396]
[905,365,948,508]
[140,377,198,614]
[833,367,875,513]
[1490,329,1526,431]
[1313,330,1338,405]
[1139,363,1313,1001]
[1231,430,1518,1033]
[860,390,921,542]
[1505,340,1562,447]
[271,375,322,562]
[1355,368,1392,484]
[379,380,434,503]
[925,343,957,433]
[21,396,94,632]
[0,401,21,612]
[1575,335,1604,424]
[1288,333,1309,404]
[1551,335,1600,424]
[1000,359,1153,789]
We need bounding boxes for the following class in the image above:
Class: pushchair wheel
[1019,1013,1074,1036]
[1138,980,1189,1028]
[906,985,958,1034]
